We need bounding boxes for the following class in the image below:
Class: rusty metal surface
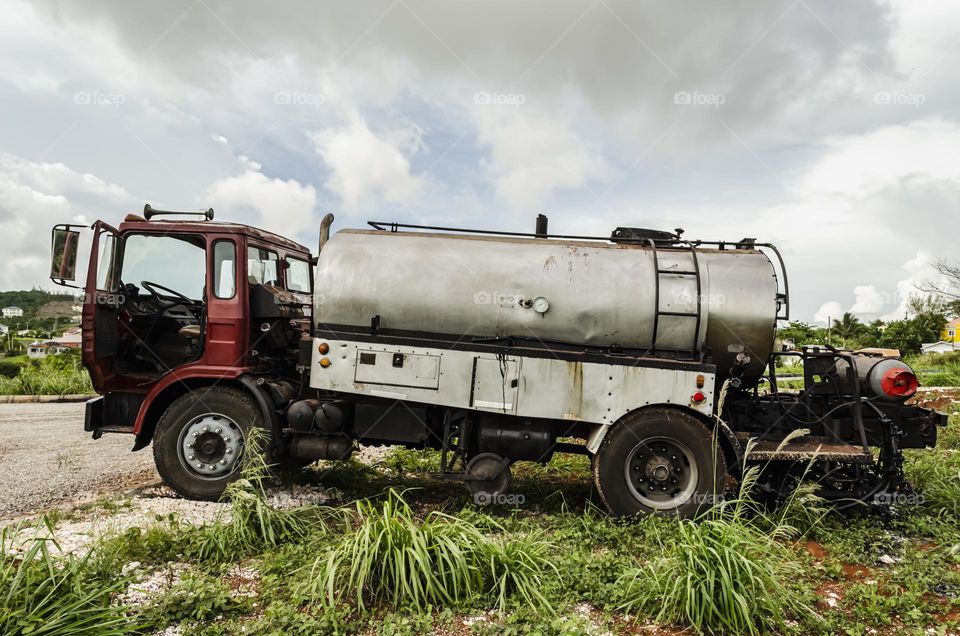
[736,433,873,463]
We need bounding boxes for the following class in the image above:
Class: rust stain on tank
[567,360,583,417]
[543,255,557,271]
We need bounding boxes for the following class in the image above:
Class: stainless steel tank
[314,229,782,385]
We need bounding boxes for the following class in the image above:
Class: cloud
[814,301,845,326]
[850,285,886,315]
[475,106,610,208]
[202,169,317,239]
[308,118,424,213]
[0,152,136,291]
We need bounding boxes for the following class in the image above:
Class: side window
[247,246,279,286]
[213,240,236,299]
[96,232,118,292]
[286,257,311,293]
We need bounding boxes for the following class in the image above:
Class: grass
[615,459,820,635]
[4,411,958,634]
[297,489,557,615]
[0,351,92,396]
[197,430,347,562]
[0,520,133,635]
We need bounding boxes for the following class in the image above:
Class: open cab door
[50,221,121,391]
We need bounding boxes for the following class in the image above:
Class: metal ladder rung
[657,269,698,276]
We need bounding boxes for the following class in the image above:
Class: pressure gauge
[532,296,550,314]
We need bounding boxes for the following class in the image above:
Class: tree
[878,301,946,354]
[832,312,865,347]
[776,321,823,348]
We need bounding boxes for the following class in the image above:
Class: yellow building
[941,319,960,343]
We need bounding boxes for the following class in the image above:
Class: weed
[198,430,347,561]
[298,489,557,615]
[0,520,134,635]
[140,569,246,629]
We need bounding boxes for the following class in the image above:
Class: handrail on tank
[366,220,791,322]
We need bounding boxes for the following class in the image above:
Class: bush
[0,350,92,396]
[297,489,557,614]
[616,461,819,635]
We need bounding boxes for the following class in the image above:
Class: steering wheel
[141,280,194,308]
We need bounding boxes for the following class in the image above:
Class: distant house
[940,319,960,344]
[0,323,8,335]
[921,341,959,355]
[27,338,79,359]
[2,306,23,318]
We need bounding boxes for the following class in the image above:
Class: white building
[2,306,23,318]
[921,341,959,354]
[0,323,8,335]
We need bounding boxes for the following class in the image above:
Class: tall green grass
[199,429,347,561]
[0,352,92,396]
[298,489,557,614]
[0,521,132,635]
[617,442,821,635]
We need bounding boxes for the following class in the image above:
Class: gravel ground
[0,402,158,520]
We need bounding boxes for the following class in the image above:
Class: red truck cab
[51,207,314,499]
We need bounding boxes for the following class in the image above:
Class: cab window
[286,257,311,293]
[247,246,279,286]
[213,240,236,299]
[121,234,205,300]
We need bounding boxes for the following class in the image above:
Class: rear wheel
[593,407,727,518]
[153,386,262,500]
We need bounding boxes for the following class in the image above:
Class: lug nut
[226,448,233,454]
[196,463,204,469]
[203,426,209,432]
[215,428,222,434]
[188,454,195,460]
[220,459,227,465]
[223,437,230,443]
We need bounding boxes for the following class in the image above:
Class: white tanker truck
[299,217,945,516]
[52,209,946,517]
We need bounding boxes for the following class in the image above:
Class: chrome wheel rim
[624,436,699,510]
[177,413,244,480]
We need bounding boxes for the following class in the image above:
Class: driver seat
[178,325,202,340]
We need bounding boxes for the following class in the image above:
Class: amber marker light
[319,357,332,368]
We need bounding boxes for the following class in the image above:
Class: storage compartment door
[471,356,520,414]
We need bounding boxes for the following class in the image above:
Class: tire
[153,386,263,501]
[593,407,727,518]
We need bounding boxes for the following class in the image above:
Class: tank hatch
[610,227,681,246]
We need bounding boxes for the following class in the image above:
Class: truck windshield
[122,234,206,301]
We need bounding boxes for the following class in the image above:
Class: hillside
[0,289,81,328]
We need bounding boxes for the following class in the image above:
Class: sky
[1,0,959,324]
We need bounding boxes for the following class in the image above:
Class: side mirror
[50,227,80,282]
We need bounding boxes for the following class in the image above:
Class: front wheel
[153,386,262,500]
[593,407,727,518]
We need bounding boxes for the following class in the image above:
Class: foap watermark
[670,290,727,306]
[474,90,526,108]
[473,492,525,506]
[873,491,925,506]
[673,90,725,109]
[873,91,925,109]
[274,90,326,108]
[73,91,126,108]
[473,291,523,307]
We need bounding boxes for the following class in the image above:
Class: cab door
[81,221,123,392]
